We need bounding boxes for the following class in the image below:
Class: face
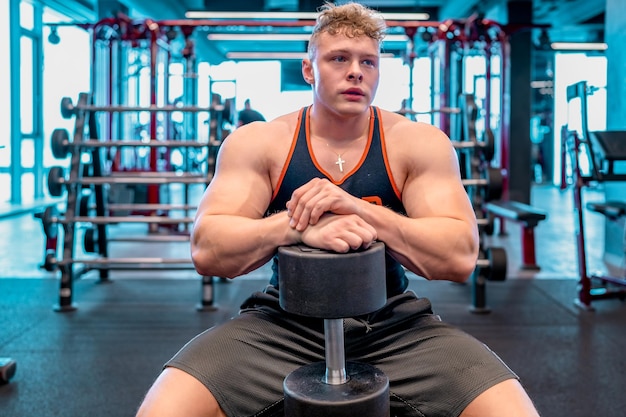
[302,31,380,116]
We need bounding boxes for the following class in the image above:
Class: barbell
[50,128,209,159]
[60,96,224,119]
[42,255,196,271]
[47,165,211,197]
[82,226,189,253]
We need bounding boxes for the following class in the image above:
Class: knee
[136,367,225,417]
[460,379,540,417]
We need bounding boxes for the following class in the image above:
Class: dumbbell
[476,247,507,281]
[0,358,17,384]
[471,246,508,314]
[462,167,504,202]
[278,243,390,417]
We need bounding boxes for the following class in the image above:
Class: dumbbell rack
[42,92,228,312]
[455,93,508,314]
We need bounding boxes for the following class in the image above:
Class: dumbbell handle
[324,318,348,385]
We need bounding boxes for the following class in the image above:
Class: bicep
[402,135,472,220]
[196,133,272,219]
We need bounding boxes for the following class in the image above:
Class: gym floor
[1,184,626,417]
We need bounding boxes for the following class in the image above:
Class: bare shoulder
[221,111,299,156]
[216,110,301,186]
[379,109,454,166]
[380,109,450,143]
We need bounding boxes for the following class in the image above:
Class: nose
[347,62,363,81]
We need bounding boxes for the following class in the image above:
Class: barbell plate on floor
[278,242,386,319]
[51,128,71,159]
[284,361,389,417]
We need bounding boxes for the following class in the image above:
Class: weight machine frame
[561,80,626,310]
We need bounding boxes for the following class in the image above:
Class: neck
[307,106,371,175]
[309,106,371,144]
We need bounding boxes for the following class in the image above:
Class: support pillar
[505,0,533,204]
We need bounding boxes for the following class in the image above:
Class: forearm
[190,211,298,278]
[358,201,479,283]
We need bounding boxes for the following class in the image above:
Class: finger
[328,238,351,253]
[328,231,373,253]
[290,184,327,230]
[345,227,377,250]
[286,179,318,223]
[294,191,325,231]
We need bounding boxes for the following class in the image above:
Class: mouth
[342,89,365,98]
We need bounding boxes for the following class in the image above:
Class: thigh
[166,296,326,417]
[346,294,518,417]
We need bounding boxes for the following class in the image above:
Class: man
[136,3,541,416]
[237,98,266,126]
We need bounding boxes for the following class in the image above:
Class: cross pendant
[335,154,346,172]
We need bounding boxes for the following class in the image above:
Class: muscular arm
[287,120,479,283]
[361,139,478,282]
[190,123,298,278]
[191,117,379,279]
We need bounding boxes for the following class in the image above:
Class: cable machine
[561,80,626,310]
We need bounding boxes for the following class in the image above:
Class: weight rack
[455,93,508,314]
[40,92,232,311]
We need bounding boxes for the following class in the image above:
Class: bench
[484,200,548,270]
[586,201,626,221]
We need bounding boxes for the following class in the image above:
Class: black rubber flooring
[1,275,626,417]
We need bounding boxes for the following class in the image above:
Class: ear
[301,59,315,85]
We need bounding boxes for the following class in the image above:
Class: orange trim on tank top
[270,109,303,201]
[376,107,402,200]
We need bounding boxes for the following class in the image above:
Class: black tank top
[266,106,409,297]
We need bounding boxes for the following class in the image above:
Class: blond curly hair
[308,2,387,58]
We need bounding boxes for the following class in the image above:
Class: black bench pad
[586,201,626,220]
[590,131,626,161]
[485,200,548,224]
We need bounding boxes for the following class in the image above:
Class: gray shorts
[166,286,517,417]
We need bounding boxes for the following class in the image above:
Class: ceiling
[117,0,606,64]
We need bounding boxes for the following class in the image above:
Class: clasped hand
[285,178,377,253]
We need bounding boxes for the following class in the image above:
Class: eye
[362,59,377,67]
[332,55,347,62]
